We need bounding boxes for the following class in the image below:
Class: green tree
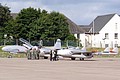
[27,9,49,40]
[47,12,69,40]
[28,11,76,41]
[65,34,76,40]
[5,19,20,44]
[12,7,40,43]
[0,3,12,44]
[36,11,72,41]
[4,7,76,44]
[0,3,11,28]
[31,11,70,41]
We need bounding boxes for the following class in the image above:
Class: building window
[115,44,118,47]
[114,33,118,39]
[105,44,109,48]
[105,33,109,39]
[115,41,118,47]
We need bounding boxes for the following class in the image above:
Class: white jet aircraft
[2,45,28,53]
[57,47,93,60]
[94,47,118,55]
[2,38,33,54]
[38,39,61,59]
[19,38,61,59]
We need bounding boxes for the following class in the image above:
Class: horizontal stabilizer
[110,47,118,53]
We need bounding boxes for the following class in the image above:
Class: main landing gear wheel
[44,57,48,59]
[71,58,76,60]
[80,58,84,61]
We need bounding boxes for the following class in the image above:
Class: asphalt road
[0,58,120,80]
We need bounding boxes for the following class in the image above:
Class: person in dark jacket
[50,50,53,61]
[53,49,58,61]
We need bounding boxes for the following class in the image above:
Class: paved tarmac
[0,58,120,80]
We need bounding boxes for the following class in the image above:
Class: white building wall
[80,34,85,47]
[92,34,101,47]
[92,14,120,48]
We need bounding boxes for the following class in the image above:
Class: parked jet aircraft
[2,38,33,53]
[40,38,61,59]
[57,47,94,60]
[2,45,28,53]
[19,38,61,59]
[94,47,118,55]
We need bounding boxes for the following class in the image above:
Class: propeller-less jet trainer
[19,38,61,59]
[57,47,94,60]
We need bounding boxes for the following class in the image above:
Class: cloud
[1,0,51,12]
[41,0,82,5]
[1,0,120,25]
[42,0,120,24]
[42,2,105,24]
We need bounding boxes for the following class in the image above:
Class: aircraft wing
[57,49,93,59]
[71,49,93,54]
[2,45,27,54]
[9,49,23,54]
[42,54,50,57]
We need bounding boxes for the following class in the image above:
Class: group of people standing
[50,49,58,61]
[26,47,59,61]
[27,47,40,60]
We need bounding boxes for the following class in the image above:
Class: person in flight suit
[36,48,40,60]
[27,48,32,60]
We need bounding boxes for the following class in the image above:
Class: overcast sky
[1,0,120,25]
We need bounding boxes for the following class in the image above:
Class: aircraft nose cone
[2,47,6,51]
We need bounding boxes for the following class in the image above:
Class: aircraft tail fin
[103,47,110,53]
[53,39,61,50]
[110,47,118,53]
